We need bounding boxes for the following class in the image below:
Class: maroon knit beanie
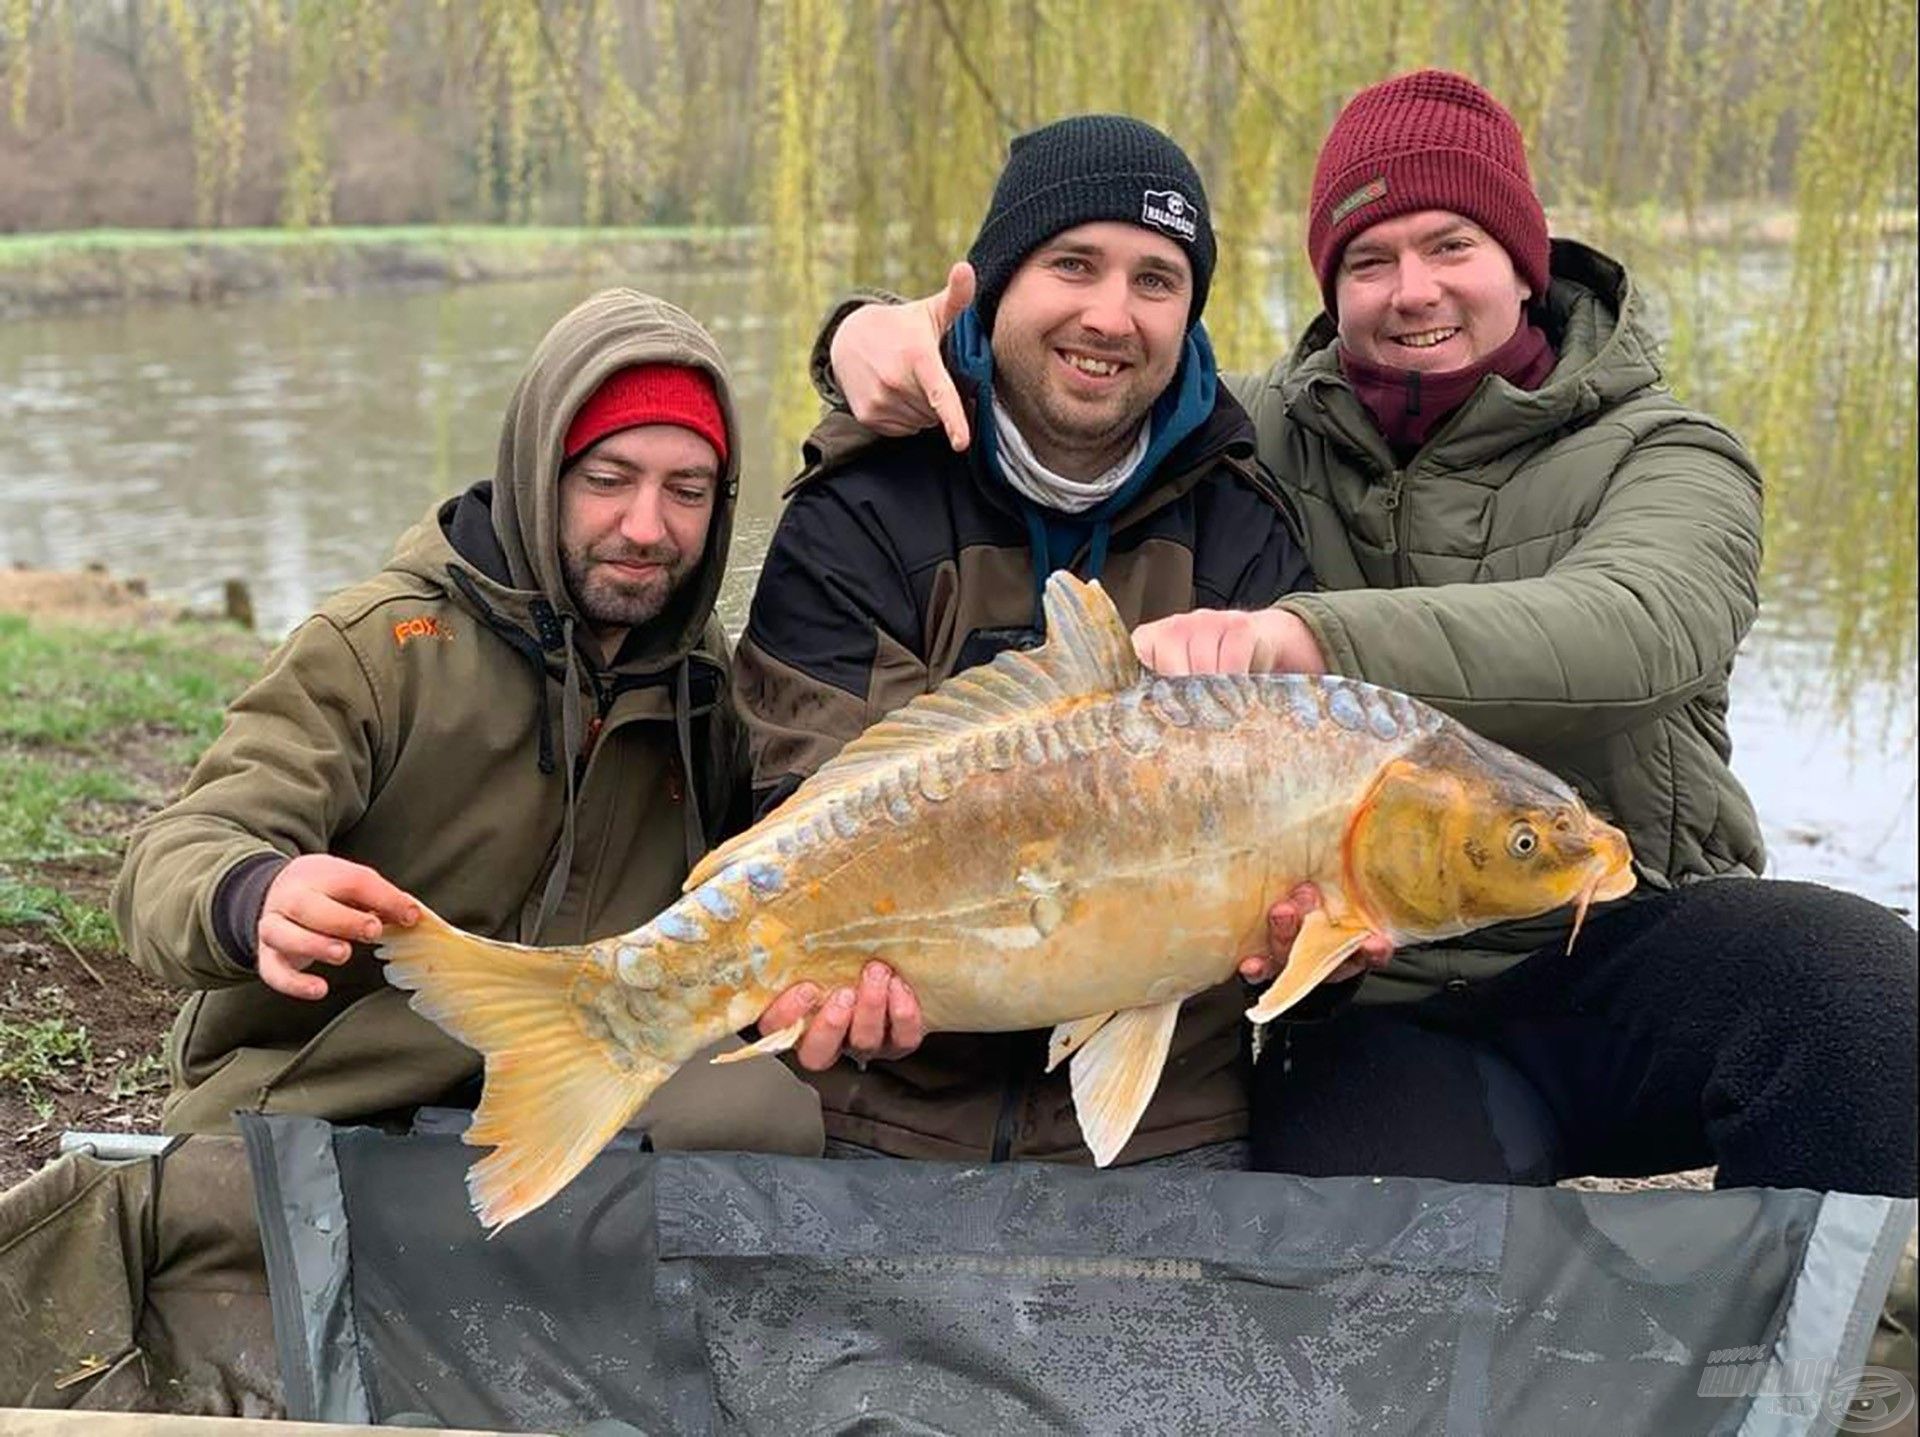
[1307,69,1550,313]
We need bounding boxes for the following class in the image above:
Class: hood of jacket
[1279,240,1661,473]
[385,288,742,674]
[379,290,746,939]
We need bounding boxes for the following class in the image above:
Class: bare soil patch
[0,568,242,1188]
[0,565,159,623]
[0,858,182,1188]
[1562,1169,1715,1193]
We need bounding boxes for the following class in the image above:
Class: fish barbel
[380,572,1635,1229]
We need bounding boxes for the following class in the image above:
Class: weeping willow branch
[1200,0,1310,135]
[925,0,1019,135]
[527,0,590,153]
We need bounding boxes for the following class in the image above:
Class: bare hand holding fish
[257,855,421,1000]
[379,573,1633,1230]
[759,960,928,1069]
[1131,604,1330,678]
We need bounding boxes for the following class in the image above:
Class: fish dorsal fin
[790,571,1139,795]
[688,572,1138,889]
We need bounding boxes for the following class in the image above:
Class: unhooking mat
[237,1113,1914,1436]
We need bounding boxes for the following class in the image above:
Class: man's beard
[990,332,1161,475]
[561,538,695,632]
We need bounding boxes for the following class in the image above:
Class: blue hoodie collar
[949,306,1219,621]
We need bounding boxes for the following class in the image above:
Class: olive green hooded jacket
[113,290,750,1131]
[1233,241,1766,1001]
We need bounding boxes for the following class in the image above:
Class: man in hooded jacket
[812,73,1917,1202]
[1,289,823,1419]
[113,287,822,1147]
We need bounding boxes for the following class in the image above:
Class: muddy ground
[0,568,252,1188]
[0,869,182,1188]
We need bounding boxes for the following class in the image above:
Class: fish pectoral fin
[710,1019,806,1064]
[1068,999,1182,1167]
[379,910,668,1233]
[1046,1012,1116,1073]
[1245,910,1374,1025]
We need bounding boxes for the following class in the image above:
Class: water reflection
[1,275,1913,911]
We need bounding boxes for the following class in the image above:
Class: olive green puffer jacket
[1232,240,1766,1002]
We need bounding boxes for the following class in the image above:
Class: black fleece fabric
[1253,878,1919,1197]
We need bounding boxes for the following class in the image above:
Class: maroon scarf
[1338,321,1556,459]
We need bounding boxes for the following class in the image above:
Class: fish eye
[1508,823,1539,858]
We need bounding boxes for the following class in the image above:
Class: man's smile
[1389,326,1462,350]
[1055,347,1131,383]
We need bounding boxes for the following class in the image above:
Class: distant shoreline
[1,208,1912,318]
[0,225,760,318]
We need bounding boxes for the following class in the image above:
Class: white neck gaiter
[991,397,1150,514]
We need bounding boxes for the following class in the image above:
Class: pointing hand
[831,262,976,450]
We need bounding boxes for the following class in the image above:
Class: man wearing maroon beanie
[819,70,1916,1205]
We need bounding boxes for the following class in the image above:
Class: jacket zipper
[1385,386,1491,587]
[1383,468,1410,586]
[573,683,617,790]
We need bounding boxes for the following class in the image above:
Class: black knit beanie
[967,114,1215,334]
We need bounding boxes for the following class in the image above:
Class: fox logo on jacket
[392,615,454,647]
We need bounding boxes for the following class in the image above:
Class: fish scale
[379,572,1635,1230]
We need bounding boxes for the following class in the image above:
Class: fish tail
[379,908,671,1233]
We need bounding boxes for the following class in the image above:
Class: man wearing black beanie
[732,114,1315,1169]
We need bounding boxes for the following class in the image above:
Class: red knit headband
[563,364,729,464]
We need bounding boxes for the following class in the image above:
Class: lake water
[2,276,1913,915]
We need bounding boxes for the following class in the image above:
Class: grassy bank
[0,578,265,1185]
[0,223,759,318]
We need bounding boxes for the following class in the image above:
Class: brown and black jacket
[735,341,1314,1164]
[113,291,753,1133]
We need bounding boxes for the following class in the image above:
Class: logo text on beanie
[1140,189,1198,242]
[1330,177,1390,225]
